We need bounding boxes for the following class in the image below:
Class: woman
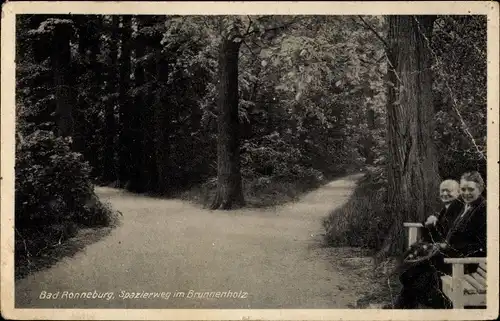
[392,171,487,309]
[441,171,487,273]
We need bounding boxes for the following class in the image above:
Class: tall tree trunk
[139,17,164,192]
[152,50,171,195]
[74,16,89,154]
[75,16,103,177]
[29,16,52,64]
[362,109,376,165]
[103,16,119,183]
[210,38,245,210]
[378,15,440,258]
[128,18,146,193]
[88,17,103,179]
[118,15,132,187]
[52,23,74,138]
[144,93,158,192]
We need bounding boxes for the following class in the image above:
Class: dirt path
[15,174,374,309]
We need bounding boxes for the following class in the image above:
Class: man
[421,179,463,244]
[392,172,487,309]
[392,180,463,309]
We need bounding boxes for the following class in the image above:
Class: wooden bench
[403,222,487,308]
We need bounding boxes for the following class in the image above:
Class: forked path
[16,174,366,309]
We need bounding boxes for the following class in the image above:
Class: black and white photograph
[1,1,499,320]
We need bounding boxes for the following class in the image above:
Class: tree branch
[265,16,301,34]
[245,15,253,35]
[359,54,386,66]
[242,39,258,57]
[354,16,389,49]
[413,15,486,161]
[202,16,213,31]
[251,38,263,49]
[241,16,301,38]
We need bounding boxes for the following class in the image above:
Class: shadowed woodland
[14,15,486,277]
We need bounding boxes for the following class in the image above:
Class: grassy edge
[15,198,121,280]
[177,176,327,209]
[320,169,403,308]
[323,169,389,251]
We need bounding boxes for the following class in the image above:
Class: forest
[14,14,486,274]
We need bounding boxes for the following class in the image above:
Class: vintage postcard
[1,1,499,320]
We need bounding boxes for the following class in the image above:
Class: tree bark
[73,16,89,154]
[378,15,440,258]
[87,18,104,178]
[29,16,52,64]
[210,38,245,210]
[75,16,103,177]
[118,16,133,187]
[52,23,74,138]
[103,16,119,183]
[362,109,376,165]
[128,17,146,193]
[138,17,165,193]
[152,50,171,195]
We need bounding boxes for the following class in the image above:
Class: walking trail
[15,173,378,309]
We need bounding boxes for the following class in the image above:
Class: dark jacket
[397,196,486,307]
[400,196,486,277]
[434,196,487,275]
[443,196,487,260]
[421,199,465,243]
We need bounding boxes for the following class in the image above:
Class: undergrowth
[322,168,391,251]
[179,175,325,209]
[15,130,120,279]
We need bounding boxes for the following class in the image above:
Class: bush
[15,130,114,258]
[176,131,328,208]
[180,172,325,209]
[241,131,325,183]
[323,168,390,251]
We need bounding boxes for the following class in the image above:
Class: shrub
[323,168,390,251]
[180,132,328,209]
[241,131,324,184]
[15,130,114,258]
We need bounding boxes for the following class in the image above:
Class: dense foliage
[432,16,487,179]
[14,129,114,278]
[324,15,487,252]
[16,15,389,192]
[15,14,487,259]
[16,130,111,226]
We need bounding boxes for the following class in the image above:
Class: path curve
[15,174,365,309]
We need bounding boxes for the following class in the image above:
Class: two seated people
[393,171,487,309]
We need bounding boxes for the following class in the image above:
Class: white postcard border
[1,2,498,320]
